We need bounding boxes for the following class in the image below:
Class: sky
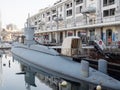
[0,0,57,29]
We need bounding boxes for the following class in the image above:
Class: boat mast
[27,13,30,28]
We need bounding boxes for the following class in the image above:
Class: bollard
[96,85,102,90]
[81,60,89,77]
[60,81,67,87]
[98,59,107,74]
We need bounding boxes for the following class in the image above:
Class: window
[67,9,72,16]
[52,15,56,20]
[52,10,56,14]
[43,14,45,18]
[79,6,82,13]
[46,12,50,16]
[38,20,41,22]
[35,21,37,25]
[70,3,72,7]
[76,6,82,14]
[109,0,114,5]
[103,10,109,17]
[48,17,51,21]
[103,0,115,6]
[103,0,107,6]
[76,0,83,5]
[60,14,62,17]
[103,8,115,17]
[110,8,115,16]
[66,3,72,9]
[66,4,69,8]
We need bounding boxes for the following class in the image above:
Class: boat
[58,35,120,63]
[11,19,120,90]
[0,42,11,50]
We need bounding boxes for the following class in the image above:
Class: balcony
[81,7,96,14]
[97,14,120,24]
[39,21,45,25]
[54,17,63,22]
[76,0,83,5]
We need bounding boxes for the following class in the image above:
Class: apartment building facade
[28,0,120,45]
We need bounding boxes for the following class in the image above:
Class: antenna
[27,13,30,28]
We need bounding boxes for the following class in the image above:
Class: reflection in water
[1,53,50,90]
[8,60,11,68]
[0,54,2,86]
[26,84,31,90]
[15,56,88,90]
[5,54,7,59]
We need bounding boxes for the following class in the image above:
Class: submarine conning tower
[24,16,36,46]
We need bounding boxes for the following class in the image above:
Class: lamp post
[54,10,63,43]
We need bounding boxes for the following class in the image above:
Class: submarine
[11,19,120,90]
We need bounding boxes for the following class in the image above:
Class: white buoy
[96,85,102,90]
[98,59,107,74]
[81,60,89,77]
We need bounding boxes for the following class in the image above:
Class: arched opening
[106,29,112,45]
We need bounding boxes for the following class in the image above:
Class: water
[0,53,52,90]
[0,51,117,90]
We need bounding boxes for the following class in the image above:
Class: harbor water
[0,51,118,90]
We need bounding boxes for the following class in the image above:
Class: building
[0,11,2,41]
[28,0,120,45]
[6,24,18,31]
[0,24,23,42]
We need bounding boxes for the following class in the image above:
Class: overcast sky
[0,0,57,29]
